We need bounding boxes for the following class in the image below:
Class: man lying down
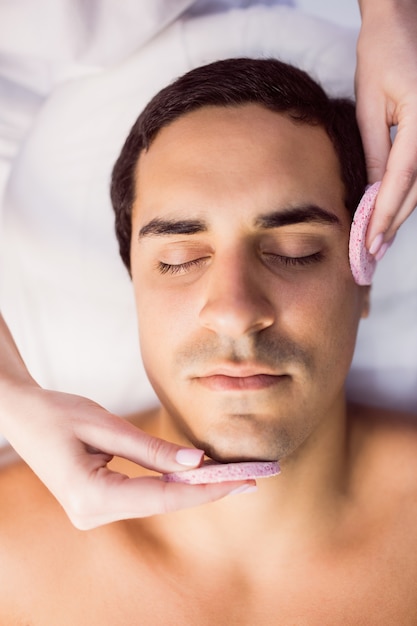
[1,57,417,625]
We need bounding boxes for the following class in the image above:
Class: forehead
[133,104,346,225]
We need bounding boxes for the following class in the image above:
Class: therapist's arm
[355,0,417,256]
[0,312,249,529]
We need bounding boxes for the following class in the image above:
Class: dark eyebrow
[255,205,342,229]
[139,204,341,239]
[138,218,207,239]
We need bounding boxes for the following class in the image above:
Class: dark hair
[111,57,366,273]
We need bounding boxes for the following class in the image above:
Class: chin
[191,436,281,464]
[206,450,265,464]
[170,405,301,462]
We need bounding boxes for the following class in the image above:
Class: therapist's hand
[355,0,417,256]
[1,386,252,529]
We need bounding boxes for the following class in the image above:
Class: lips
[198,373,284,391]
[193,365,288,391]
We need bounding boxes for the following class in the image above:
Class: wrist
[0,313,39,394]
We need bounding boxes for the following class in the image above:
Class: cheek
[280,270,364,366]
[134,279,195,364]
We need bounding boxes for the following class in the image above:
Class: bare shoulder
[351,403,417,446]
[0,446,49,521]
[349,403,417,494]
[0,447,78,621]
[0,448,55,554]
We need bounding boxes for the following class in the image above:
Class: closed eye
[157,257,209,275]
[157,251,323,275]
[263,251,324,267]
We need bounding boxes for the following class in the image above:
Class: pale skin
[1,105,417,625]
[356,0,417,254]
[0,315,251,528]
[0,0,417,529]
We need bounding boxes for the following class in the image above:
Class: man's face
[130,104,369,462]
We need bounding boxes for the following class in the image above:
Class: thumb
[66,473,256,529]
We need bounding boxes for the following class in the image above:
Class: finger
[66,472,257,529]
[387,186,417,236]
[74,409,204,473]
[355,89,391,185]
[367,117,417,244]
[371,173,417,245]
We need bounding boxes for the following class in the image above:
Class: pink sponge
[349,182,381,285]
[162,460,280,484]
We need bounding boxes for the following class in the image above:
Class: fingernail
[369,233,384,256]
[229,484,258,497]
[375,234,396,262]
[176,448,204,467]
[375,242,389,261]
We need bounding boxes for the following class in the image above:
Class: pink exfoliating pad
[349,181,381,285]
[162,460,280,484]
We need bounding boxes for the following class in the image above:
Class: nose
[199,251,275,338]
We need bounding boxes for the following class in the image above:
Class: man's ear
[360,286,371,319]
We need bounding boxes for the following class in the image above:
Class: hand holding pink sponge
[349,182,381,285]
[162,460,280,484]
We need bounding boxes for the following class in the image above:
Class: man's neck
[125,399,351,560]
